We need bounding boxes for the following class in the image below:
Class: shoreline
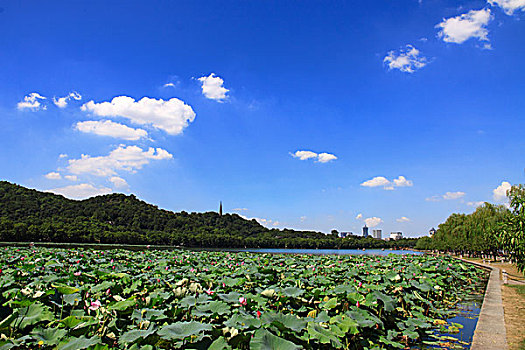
[454,258,508,350]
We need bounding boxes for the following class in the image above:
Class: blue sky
[1,0,524,236]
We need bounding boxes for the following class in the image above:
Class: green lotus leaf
[306,322,343,348]
[57,336,101,350]
[118,324,156,345]
[195,301,230,316]
[157,321,213,340]
[218,292,241,303]
[108,298,136,311]
[250,329,301,350]
[281,287,304,298]
[322,297,339,310]
[208,336,232,350]
[30,327,68,346]
[223,313,262,330]
[51,283,80,295]
[15,302,54,329]
[262,312,307,332]
[179,295,197,308]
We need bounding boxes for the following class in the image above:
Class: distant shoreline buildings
[337,225,403,241]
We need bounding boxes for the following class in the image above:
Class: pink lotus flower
[205,289,214,295]
[356,301,360,308]
[257,310,262,318]
[239,297,247,306]
[74,271,81,276]
[358,281,362,288]
[89,300,101,311]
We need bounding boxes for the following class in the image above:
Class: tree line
[416,184,525,273]
[0,181,416,250]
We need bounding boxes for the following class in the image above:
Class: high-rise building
[390,232,403,240]
[219,201,223,216]
[362,225,369,237]
[372,229,382,239]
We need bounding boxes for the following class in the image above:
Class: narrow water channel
[415,274,488,349]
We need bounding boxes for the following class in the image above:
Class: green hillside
[0,181,416,249]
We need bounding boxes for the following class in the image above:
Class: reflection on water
[219,248,424,256]
[415,280,486,349]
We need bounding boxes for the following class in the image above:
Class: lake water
[216,248,424,256]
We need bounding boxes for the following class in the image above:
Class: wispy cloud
[426,191,465,201]
[365,217,383,228]
[53,92,82,108]
[75,120,148,141]
[384,45,428,73]
[44,172,61,180]
[396,216,411,223]
[48,183,112,200]
[17,93,47,111]
[488,0,525,15]
[67,145,172,177]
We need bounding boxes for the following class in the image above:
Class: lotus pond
[0,247,487,349]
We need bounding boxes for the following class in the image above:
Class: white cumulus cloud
[75,120,148,141]
[64,175,77,181]
[355,213,363,220]
[198,73,229,102]
[384,45,428,73]
[443,191,466,200]
[396,216,411,223]
[467,201,485,207]
[67,145,173,177]
[81,96,196,135]
[233,208,248,212]
[493,181,511,202]
[426,191,466,201]
[488,0,525,15]
[365,217,383,228]
[393,176,413,187]
[292,150,318,160]
[361,176,413,190]
[17,93,47,110]
[292,150,337,163]
[45,172,61,180]
[317,153,338,163]
[361,176,390,188]
[436,8,492,44]
[48,183,112,200]
[53,92,82,108]
[110,176,128,189]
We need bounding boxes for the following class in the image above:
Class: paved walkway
[465,261,508,350]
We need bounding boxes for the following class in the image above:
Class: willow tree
[500,185,525,273]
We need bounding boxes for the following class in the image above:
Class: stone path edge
[454,257,508,350]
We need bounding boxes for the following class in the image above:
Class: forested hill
[0,181,416,249]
